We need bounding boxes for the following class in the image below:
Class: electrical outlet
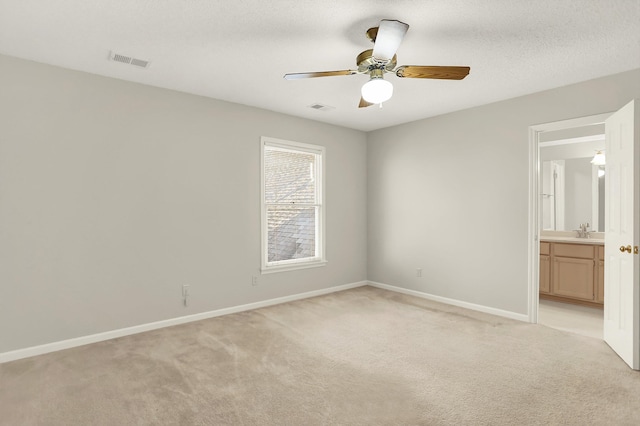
[416,268,422,278]
[252,276,258,286]
[182,285,190,306]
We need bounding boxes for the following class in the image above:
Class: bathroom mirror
[539,126,605,232]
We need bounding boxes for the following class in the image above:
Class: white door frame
[527,112,612,323]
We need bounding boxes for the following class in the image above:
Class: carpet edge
[367,280,530,322]
[0,281,368,364]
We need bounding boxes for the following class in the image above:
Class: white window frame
[260,136,327,273]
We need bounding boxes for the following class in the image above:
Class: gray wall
[0,54,368,353]
[367,68,640,315]
[2,51,639,354]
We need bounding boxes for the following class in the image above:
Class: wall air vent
[109,51,150,69]
[308,103,335,112]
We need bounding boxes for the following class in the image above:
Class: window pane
[267,206,316,262]
[264,149,316,204]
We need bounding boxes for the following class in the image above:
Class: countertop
[540,236,604,245]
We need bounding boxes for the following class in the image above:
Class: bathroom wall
[563,157,593,231]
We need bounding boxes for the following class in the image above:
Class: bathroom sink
[540,231,604,245]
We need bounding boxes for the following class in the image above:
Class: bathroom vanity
[540,236,604,308]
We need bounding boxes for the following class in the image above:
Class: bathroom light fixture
[591,150,606,166]
[361,69,393,104]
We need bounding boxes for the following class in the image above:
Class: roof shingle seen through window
[265,149,318,262]
[267,207,315,262]
[264,150,315,204]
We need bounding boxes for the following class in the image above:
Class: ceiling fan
[284,19,470,108]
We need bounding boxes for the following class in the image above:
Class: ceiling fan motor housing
[356,49,397,73]
[369,68,385,80]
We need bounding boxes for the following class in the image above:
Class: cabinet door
[540,255,551,294]
[596,260,605,303]
[552,257,595,301]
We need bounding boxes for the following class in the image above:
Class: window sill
[261,260,328,274]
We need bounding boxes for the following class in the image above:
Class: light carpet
[1,286,639,425]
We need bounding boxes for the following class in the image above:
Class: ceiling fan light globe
[361,78,393,104]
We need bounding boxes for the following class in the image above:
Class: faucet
[575,222,591,238]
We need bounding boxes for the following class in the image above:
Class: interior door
[603,99,639,370]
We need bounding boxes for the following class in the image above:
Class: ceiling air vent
[308,103,335,112]
[109,51,150,69]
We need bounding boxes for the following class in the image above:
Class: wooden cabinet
[539,242,551,294]
[553,243,593,259]
[540,255,551,294]
[553,256,594,300]
[540,241,603,307]
[596,246,605,303]
[596,260,605,303]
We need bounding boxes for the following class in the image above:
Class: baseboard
[367,281,529,322]
[0,281,368,364]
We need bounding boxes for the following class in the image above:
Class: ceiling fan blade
[283,70,356,80]
[395,66,470,80]
[359,97,374,108]
[372,19,409,62]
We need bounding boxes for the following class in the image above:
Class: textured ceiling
[1,0,639,131]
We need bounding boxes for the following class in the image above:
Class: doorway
[527,112,611,330]
[530,101,640,370]
[536,121,607,338]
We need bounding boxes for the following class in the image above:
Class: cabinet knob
[620,245,632,253]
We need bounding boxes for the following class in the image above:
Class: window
[261,137,326,273]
